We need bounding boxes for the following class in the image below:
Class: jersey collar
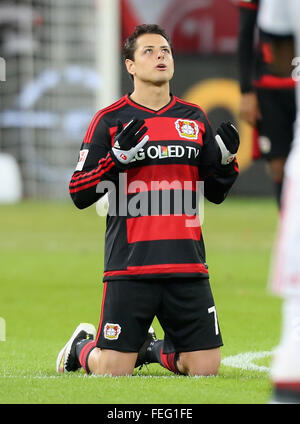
[125,93,176,115]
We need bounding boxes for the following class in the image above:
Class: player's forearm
[238,8,257,93]
[204,160,239,204]
[69,152,119,209]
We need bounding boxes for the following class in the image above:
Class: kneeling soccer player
[56,24,240,377]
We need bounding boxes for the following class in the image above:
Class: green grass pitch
[0,197,282,404]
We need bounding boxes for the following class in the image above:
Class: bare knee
[88,348,138,376]
[177,348,221,377]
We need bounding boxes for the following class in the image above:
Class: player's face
[126,33,174,85]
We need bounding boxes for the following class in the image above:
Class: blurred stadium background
[0,1,283,404]
[0,0,274,203]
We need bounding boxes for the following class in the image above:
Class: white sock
[271,296,300,382]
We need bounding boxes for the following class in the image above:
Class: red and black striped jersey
[238,0,295,91]
[69,94,239,281]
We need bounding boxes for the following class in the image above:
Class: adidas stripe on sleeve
[69,100,126,209]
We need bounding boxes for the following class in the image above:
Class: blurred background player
[258,0,300,403]
[56,24,240,378]
[237,0,296,207]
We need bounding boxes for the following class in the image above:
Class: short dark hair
[122,24,173,61]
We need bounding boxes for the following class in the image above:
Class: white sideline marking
[0,350,274,379]
[221,350,273,373]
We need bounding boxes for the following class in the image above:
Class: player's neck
[130,82,171,111]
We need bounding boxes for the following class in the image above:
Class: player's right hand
[111,118,149,165]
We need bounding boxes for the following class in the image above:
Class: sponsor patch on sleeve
[75,149,89,171]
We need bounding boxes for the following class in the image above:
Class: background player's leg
[267,157,286,207]
[256,87,295,209]
[269,152,300,402]
[267,0,300,403]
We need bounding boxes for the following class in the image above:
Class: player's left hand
[215,122,240,165]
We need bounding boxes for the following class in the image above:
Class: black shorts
[256,87,296,160]
[95,278,223,354]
